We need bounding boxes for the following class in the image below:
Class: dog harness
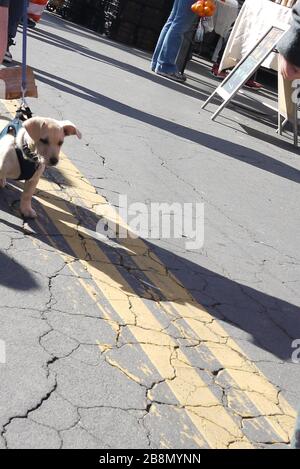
[0,114,40,181]
[15,145,40,181]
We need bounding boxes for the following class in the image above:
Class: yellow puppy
[0,117,81,218]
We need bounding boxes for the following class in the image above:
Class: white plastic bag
[195,20,205,43]
[202,16,214,33]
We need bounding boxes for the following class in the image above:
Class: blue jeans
[8,0,25,39]
[151,0,195,74]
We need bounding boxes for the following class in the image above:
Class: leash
[0,1,37,167]
[14,1,37,167]
[11,0,34,148]
[21,0,28,107]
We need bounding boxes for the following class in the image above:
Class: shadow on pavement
[26,24,208,102]
[30,13,290,134]
[2,14,298,361]
[0,183,299,361]
[40,12,154,62]
[0,250,39,291]
[28,19,285,125]
[32,66,300,184]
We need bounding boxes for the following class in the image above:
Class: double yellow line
[0,99,296,448]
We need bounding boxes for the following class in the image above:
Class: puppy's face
[23,117,82,166]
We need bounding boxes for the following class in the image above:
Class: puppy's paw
[20,207,37,219]
[0,178,6,189]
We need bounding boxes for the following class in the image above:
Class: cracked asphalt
[0,12,300,449]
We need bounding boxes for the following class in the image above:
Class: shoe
[153,66,187,80]
[244,79,263,90]
[3,36,15,64]
[8,37,15,48]
[211,63,227,79]
[3,49,12,64]
[155,70,186,83]
[211,63,219,75]
[27,18,37,28]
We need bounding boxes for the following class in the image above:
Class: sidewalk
[0,11,299,449]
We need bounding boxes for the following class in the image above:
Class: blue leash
[0,0,32,141]
[21,0,28,106]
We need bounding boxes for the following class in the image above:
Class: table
[214,0,239,38]
[219,0,293,71]
[211,0,239,63]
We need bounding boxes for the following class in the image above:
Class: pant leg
[155,0,195,74]
[151,0,179,71]
[8,0,25,39]
[0,5,9,63]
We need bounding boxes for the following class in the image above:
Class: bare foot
[0,178,6,188]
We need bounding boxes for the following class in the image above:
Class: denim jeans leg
[155,0,195,74]
[8,0,25,39]
[151,0,179,71]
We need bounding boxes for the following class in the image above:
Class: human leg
[3,0,26,63]
[155,0,195,74]
[151,0,179,71]
[8,0,24,39]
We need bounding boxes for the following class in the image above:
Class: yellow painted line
[42,157,295,443]
[124,252,296,441]
[54,146,295,442]
[0,101,249,447]
[32,182,247,448]
[0,99,296,446]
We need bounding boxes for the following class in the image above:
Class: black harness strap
[15,146,39,181]
[0,106,39,181]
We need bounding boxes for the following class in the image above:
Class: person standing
[3,0,24,63]
[151,0,196,83]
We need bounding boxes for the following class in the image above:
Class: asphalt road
[0,12,300,449]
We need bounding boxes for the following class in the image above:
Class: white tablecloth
[219,0,293,71]
[214,0,239,37]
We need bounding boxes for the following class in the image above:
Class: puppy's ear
[60,121,82,139]
[23,117,45,142]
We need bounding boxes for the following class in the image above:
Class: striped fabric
[28,0,47,22]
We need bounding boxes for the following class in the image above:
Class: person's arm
[278,1,300,80]
[0,2,9,64]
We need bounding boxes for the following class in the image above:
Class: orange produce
[191,0,216,17]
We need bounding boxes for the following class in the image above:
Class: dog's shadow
[0,180,299,361]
